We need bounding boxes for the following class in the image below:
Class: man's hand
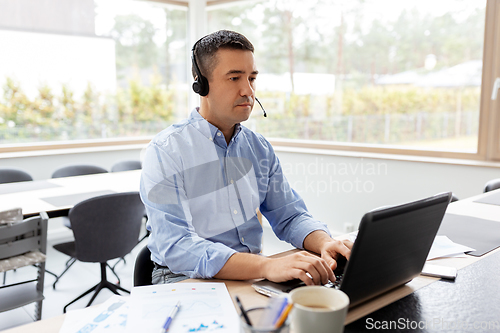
[303,230,353,271]
[261,251,335,286]
[318,239,353,271]
[213,231,353,285]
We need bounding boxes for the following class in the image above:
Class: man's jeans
[152,265,189,284]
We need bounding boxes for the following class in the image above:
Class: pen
[272,297,288,324]
[235,295,253,327]
[161,300,180,332]
[258,296,288,327]
[274,303,293,328]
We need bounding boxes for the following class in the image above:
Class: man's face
[204,48,258,129]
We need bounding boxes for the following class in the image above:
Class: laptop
[252,192,452,308]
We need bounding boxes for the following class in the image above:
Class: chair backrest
[51,165,108,179]
[0,213,48,260]
[0,213,48,321]
[484,178,500,193]
[0,168,33,184]
[111,160,142,173]
[69,192,144,263]
[134,244,155,287]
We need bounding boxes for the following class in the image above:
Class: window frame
[1,0,500,163]
[481,0,500,161]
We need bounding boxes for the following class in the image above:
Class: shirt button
[241,237,245,242]
[233,209,238,215]
[209,137,213,141]
[217,132,221,136]
[230,179,234,184]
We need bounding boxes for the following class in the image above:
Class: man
[140,30,352,285]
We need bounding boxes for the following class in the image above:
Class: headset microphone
[255,97,267,117]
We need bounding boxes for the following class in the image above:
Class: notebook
[252,192,451,308]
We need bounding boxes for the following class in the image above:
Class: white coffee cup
[289,286,349,333]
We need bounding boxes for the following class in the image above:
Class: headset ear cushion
[192,81,202,94]
[196,75,209,96]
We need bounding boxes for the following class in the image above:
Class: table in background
[0,170,141,218]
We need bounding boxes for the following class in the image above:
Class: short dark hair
[192,30,254,80]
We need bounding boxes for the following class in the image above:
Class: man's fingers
[337,242,352,260]
[328,239,352,261]
[293,252,333,285]
[324,253,338,272]
[343,239,354,248]
[342,240,354,259]
[318,254,335,282]
[292,269,314,286]
[291,259,322,285]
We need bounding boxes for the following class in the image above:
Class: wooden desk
[0,170,141,218]
[4,191,500,333]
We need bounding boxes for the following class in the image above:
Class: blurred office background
[0,0,499,240]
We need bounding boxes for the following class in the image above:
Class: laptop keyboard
[325,273,344,289]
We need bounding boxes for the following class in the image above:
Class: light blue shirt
[140,109,330,279]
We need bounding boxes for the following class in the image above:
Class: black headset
[191,39,210,97]
[191,37,267,117]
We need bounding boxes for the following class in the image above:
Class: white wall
[2,146,499,236]
[273,149,500,234]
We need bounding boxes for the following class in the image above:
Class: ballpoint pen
[257,296,288,327]
[161,300,181,333]
[235,295,253,327]
[274,302,293,328]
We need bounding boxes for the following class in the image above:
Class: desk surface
[0,170,141,217]
[4,191,500,333]
[345,248,500,332]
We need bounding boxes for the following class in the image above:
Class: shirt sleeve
[258,140,331,249]
[140,140,236,279]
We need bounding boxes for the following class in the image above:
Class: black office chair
[484,178,500,193]
[134,245,155,287]
[51,165,108,179]
[53,192,144,312]
[110,160,149,243]
[111,160,142,172]
[50,164,109,289]
[0,168,33,183]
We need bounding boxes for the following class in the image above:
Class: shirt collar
[189,108,243,143]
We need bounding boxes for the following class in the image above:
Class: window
[0,0,187,145]
[2,0,499,163]
[208,0,500,160]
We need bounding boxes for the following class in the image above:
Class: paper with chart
[59,295,129,333]
[126,282,239,333]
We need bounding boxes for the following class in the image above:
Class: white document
[126,282,239,333]
[59,308,93,333]
[59,295,129,333]
[427,235,476,260]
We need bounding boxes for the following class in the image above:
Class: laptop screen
[340,192,451,307]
